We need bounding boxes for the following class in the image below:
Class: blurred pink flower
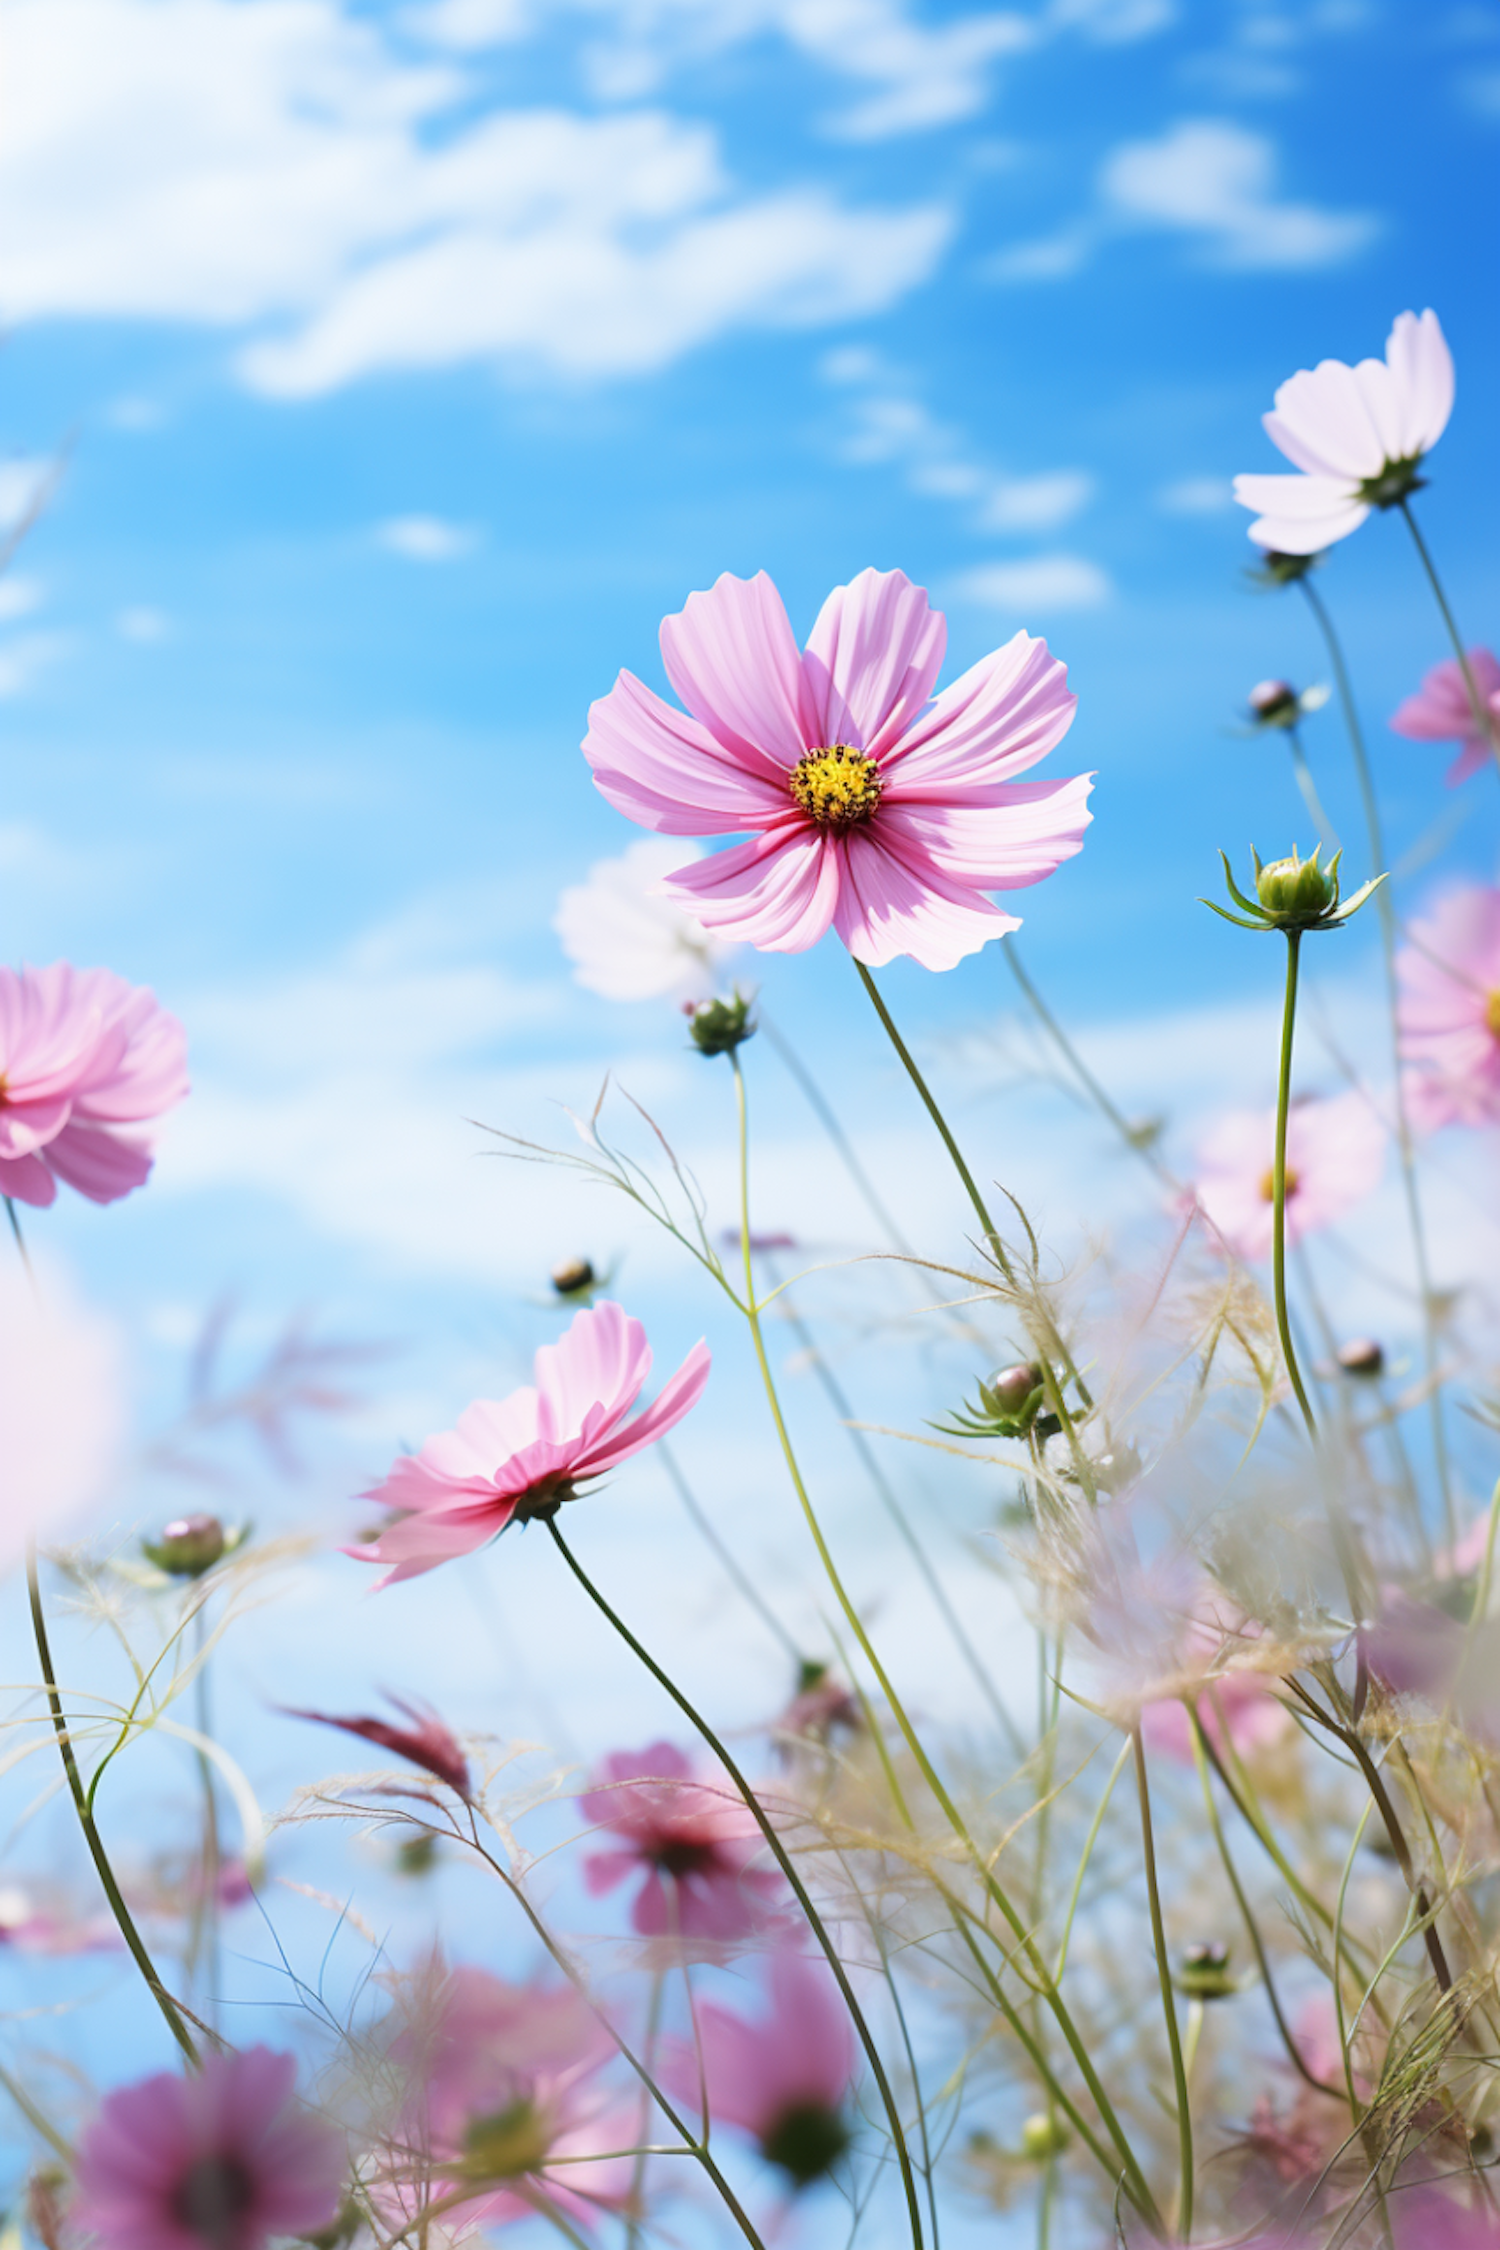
[1394,2196,1500,2248]
[1141,1649,1290,1766]
[1396,884,1500,1129]
[0,962,188,1208]
[583,567,1091,971]
[662,1951,856,2188]
[554,838,736,1002]
[1391,648,1500,786]
[580,1740,783,1942]
[285,1694,472,1799]
[1234,308,1453,553]
[356,1301,710,1587]
[0,1883,119,1955]
[391,1965,632,2232]
[1191,1091,1386,1260]
[72,2046,344,2250]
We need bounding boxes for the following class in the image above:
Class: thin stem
[726,1052,1156,2225]
[657,1438,803,1668]
[542,1518,926,2250]
[26,1539,200,2065]
[5,1197,36,1286]
[1299,572,1453,1537]
[1272,932,1319,1447]
[1398,497,1500,766]
[1133,1729,1193,2240]
[758,1009,920,1256]
[190,1603,223,2023]
[1003,942,1176,1190]
[1286,724,1341,853]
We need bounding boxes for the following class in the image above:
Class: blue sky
[3,0,1500,2176]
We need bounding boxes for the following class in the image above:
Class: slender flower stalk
[1272,934,1319,1448]
[1398,498,1500,763]
[1133,1729,1193,2241]
[656,1437,805,1669]
[1298,573,1454,1537]
[1003,942,1178,1190]
[542,1516,928,2250]
[26,1539,200,2066]
[1286,721,1341,853]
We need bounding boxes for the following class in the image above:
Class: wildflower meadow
[3,15,1499,2250]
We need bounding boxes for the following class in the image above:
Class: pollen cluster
[789,744,883,831]
[1487,989,1500,1039]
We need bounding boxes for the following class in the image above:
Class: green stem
[543,1517,926,2250]
[726,1053,1156,2225]
[758,1009,920,1257]
[1133,1730,1193,2240]
[1003,942,1176,1190]
[26,1540,199,2065]
[190,1603,223,2022]
[1299,572,1454,1537]
[4,1197,35,1285]
[1272,932,1319,1447]
[657,1437,803,1668]
[1286,723,1341,854]
[1398,497,1500,766]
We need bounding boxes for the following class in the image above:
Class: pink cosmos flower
[388,1965,632,2233]
[356,1301,710,1587]
[0,962,188,1208]
[1190,1091,1386,1261]
[580,1740,784,1941]
[582,567,1092,971]
[661,1950,856,2188]
[1391,648,1500,786]
[1396,884,1500,1129]
[1234,309,1454,554]
[72,2046,344,2250]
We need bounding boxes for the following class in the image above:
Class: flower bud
[1174,1941,1236,2001]
[1252,549,1318,587]
[142,1513,227,1578]
[1248,679,1298,727]
[686,990,756,1056]
[988,1363,1044,1417]
[1256,847,1338,922]
[1020,2112,1070,2162]
[397,1833,440,1877]
[549,1256,596,1298]
[1336,1337,1384,1378]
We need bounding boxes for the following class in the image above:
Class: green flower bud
[142,1513,233,1578]
[686,989,756,1056]
[1336,1337,1385,1378]
[984,1363,1046,1419]
[549,1256,597,1298]
[759,2101,851,2188]
[1174,1941,1237,2001]
[1256,846,1338,922]
[1248,678,1299,728]
[396,1833,440,1877]
[1020,2112,1070,2162]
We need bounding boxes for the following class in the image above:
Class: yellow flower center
[1486,989,1500,1040]
[789,744,883,830]
[1259,1165,1300,1204]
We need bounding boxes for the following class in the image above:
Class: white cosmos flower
[554,839,737,1003]
[0,1258,125,1573]
[1234,309,1454,555]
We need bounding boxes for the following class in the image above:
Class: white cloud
[376,515,481,562]
[0,576,44,623]
[1047,0,1177,40]
[827,362,1095,536]
[1157,475,1233,515]
[1100,119,1378,268]
[953,553,1112,612]
[116,604,173,642]
[977,470,1096,533]
[0,0,951,397]
[983,226,1095,282]
[0,632,65,698]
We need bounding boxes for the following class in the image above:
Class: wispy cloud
[1156,475,1234,515]
[376,516,482,563]
[953,554,1113,612]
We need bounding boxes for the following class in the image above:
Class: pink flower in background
[0,963,188,1208]
[583,567,1091,971]
[356,1302,710,1586]
[554,838,736,1001]
[1234,308,1454,553]
[285,1695,473,1799]
[662,1950,856,2188]
[1391,648,1500,786]
[581,1741,784,1941]
[72,2046,344,2250]
[1142,1650,1290,1766]
[391,1966,632,2232]
[1190,1091,1387,1260]
[1396,884,1500,1129]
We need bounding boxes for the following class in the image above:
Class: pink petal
[832,828,1020,970]
[1448,737,1494,786]
[575,1338,710,1477]
[356,1501,514,1587]
[663,826,841,953]
[0,1150,58,1207]
[40,1123,154,1205]
[659,572,812,774]
[585,669,790,835]
[881,775,1094,890]
[800,569,946,760]
[1265,359,1386,480]
[534,1301,651,1447]
[881,631,1077,796]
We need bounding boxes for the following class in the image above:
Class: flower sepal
[686,988,756,1056]
[931,1362,1050,1440]
[1201,846,1384,935]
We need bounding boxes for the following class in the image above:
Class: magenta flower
[72,2046,344,2250]
[1141,1653,1289,1767]
[1391,647,1500,786]
[389,1965,632,2233]
[580,1740,783,1942]
[1190,1091,1386,1261]
[583,567,1091,971]
[0,963,188,1208]
[356,1301,710,1587]
[285,1694,473,1799]
[662,1950,855,2187]
[1234,309,1454,554]
[1397,884,1500,1129]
